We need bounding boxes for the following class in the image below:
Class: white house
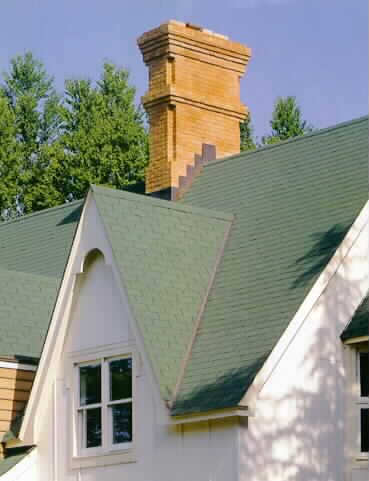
[0,20,367,481]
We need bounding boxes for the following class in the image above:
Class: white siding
[30,196,239,481]
[239,214,369,481]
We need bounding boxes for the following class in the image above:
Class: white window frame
[68,343,138,469]
[355,348,368,459]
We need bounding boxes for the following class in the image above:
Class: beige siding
[0,367,35,445]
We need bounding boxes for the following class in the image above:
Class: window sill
[351,455,368,470]
[71,448,136,469]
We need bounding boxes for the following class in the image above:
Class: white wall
[30,195,240,481]
[239,213,369,481]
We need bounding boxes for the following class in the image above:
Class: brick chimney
[138,20,251,200]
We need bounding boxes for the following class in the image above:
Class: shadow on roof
[172,353,269,415]
[291,222,352,289]
[57,203,83,226]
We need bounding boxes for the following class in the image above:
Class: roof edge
[203,115,369,169]
[0,199,83,228]
[91,184,234,222]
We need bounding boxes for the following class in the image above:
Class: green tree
[0,52,63,217]
[240,112,256,152]
[0,92,20,219]
[262,96,312,145]
[58,63,148,201]
[0,54,148,218]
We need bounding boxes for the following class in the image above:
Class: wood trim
[0,361,37,372]
[344,336,369,345]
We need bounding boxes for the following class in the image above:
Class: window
[76,355,133,455]
[356,351,368,455]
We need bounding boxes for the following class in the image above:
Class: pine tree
[262,96,312,145]
[0,54,148,218]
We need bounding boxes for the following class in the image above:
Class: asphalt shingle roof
[0,116,367,423]
[92,185,232,400]
[0,201,82,358]
[173,116,368,414]
[341,294,369,341]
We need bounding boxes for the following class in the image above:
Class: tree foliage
[0,53,148,219]
[0,52,63,217]
[261,96,311,145]
[240,112,256,152]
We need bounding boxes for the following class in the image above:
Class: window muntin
[357,350,368,455]
[77,355,133,454]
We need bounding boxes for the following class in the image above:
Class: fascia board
[170,406,250,425]
[19,193,90,443]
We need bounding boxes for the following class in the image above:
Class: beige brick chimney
[138,20,251,199]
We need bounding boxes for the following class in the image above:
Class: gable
[92,186,232,401]
[65,250,134,355]
[174,116,368,414]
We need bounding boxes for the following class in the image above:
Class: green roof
[341,294,369,341]
[0,116,367,422]
[0,200,83,278]
[92,185,232,399]
[173,116,368,414]
[0,201,82,359]
[0,447,34,476]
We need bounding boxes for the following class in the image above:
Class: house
[0,20,367,481]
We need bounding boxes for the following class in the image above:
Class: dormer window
[75,354,133,457]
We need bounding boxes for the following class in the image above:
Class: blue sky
[0,0,367,138]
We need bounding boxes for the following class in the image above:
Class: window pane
[361,408,369,453]
[112,403,132,444]
[80,364,101,406]
[86,408,102,448]
[360,353,368,397]
[110,358,132,401]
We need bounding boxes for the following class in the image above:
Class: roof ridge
[203,115,369,168]
[91,184,234,222]
[170,216,234,410]
[0,199,83,228]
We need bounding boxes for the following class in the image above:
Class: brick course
[138,20,251,196]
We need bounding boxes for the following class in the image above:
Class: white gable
[16,192,240,481]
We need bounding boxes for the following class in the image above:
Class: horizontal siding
[0,367,35,444]
[0,368,34,381]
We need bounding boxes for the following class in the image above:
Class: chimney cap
[137,19,251,59]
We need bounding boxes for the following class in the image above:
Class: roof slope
[0,201,83,358]
[341,294,369,341]
[174,116,368,414]
[92,186,232,400]
[0,201,83,278]
[0,268,59,358]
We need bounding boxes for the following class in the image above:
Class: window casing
[75,354,134,458]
